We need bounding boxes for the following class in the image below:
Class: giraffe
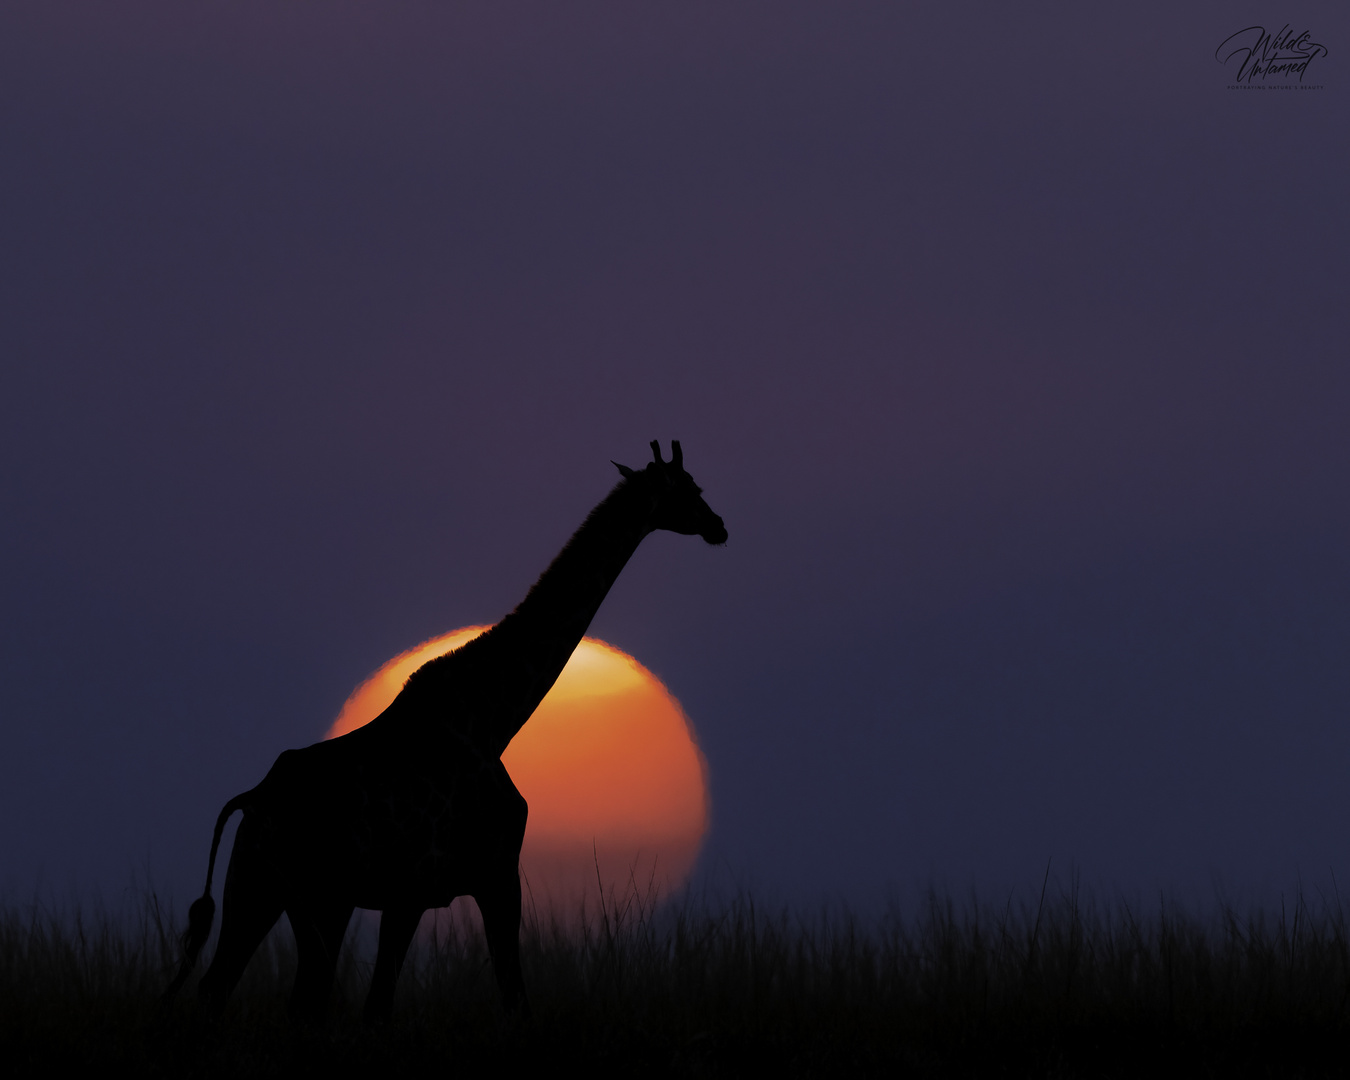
[164,441,726,1022]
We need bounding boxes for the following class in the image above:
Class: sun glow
[327,628,709,910]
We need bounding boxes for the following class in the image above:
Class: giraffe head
[614,440,728,545]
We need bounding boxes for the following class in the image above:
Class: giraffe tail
[162,790,251,1001]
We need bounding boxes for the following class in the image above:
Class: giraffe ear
[671,440,683,470]
[612,461,636,479]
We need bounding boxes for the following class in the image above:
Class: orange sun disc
[327,628,710,916]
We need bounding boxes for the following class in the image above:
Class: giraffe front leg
[363,905,423,1022]
[477,875,530,1019]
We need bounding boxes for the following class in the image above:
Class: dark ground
[5,885,1349,1077]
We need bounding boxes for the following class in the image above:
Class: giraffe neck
[404,475,656,756]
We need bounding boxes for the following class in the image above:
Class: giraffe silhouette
[164,441,726,1021]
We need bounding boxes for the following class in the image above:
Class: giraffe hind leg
[197,840,284,1015]
[288,902,355,1023]
[363,905,423,1022]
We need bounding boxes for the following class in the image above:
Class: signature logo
[1216,25,1327,83]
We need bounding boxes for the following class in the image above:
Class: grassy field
[3,875,1349,1077]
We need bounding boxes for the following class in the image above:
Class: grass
[3,872,1350,1077]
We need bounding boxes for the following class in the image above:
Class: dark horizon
[2,2,1347,915]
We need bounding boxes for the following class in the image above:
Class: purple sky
[2,3,1347,911]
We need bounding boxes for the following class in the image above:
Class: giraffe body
[165,442,725,1021]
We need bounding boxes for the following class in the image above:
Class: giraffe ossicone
[163,441,726,1021]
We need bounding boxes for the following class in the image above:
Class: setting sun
[327,628,709,911]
